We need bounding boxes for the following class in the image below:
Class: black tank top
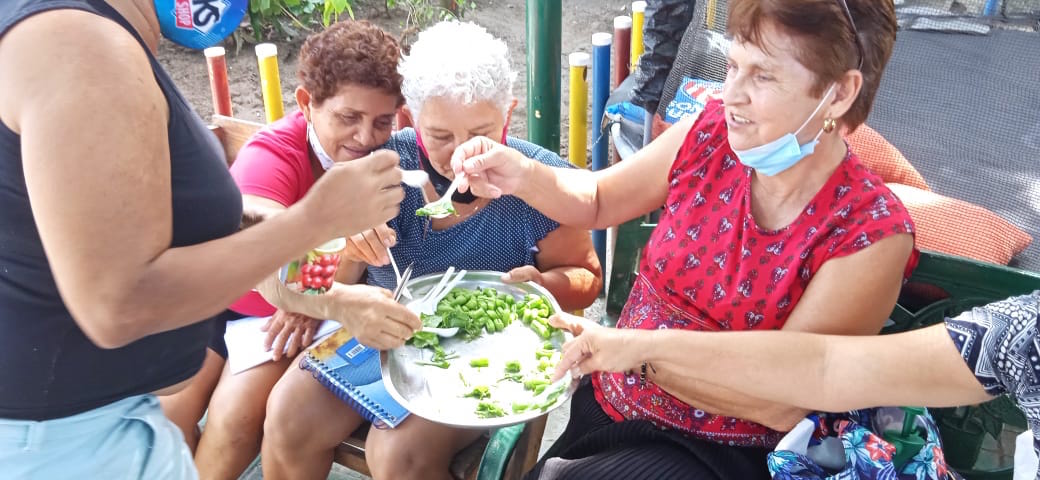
[0,0,243,420]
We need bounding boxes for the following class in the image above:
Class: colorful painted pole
[255,43,284,123]
[612,16,632,88]
[569,51,591,311]
[568,52,590,169]
[526,0,562,152]
[590,32,611,273]
[205,47,232,117]
[983,0,1000,16]
[630,1,646,73]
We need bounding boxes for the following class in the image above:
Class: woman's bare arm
[528,225,603,311]
[0,13,402,348]
[644,234,914,430]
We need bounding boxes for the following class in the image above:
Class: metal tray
[380,270,578,429]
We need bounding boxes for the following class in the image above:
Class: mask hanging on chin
[307,122,338,171]
[731,84,836,176]
[414,124,509,205]
[154,0,247,50]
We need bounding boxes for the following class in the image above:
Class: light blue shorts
[0,394,197,479]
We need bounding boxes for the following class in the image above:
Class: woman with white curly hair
[258,21,602,480]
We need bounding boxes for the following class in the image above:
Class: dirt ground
[156,0,635,160]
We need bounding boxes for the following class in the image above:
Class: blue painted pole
[590,32,611,279]
[982,0,1000,16]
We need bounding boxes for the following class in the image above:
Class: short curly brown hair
[298,20,404,107]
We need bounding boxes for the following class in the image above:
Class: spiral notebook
[301,328,410,429]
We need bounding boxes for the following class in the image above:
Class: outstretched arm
[452,115,698,230]
[555,317,993,414]
[633,234,914,431]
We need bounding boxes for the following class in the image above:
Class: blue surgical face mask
[731,84,836,176]
[154,0,247,50]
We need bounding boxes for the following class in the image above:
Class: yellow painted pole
[630,1,646,73]
[568,52,590,317]
[255,43,284,123]
[707,0,718,30]
[568,52,590,170]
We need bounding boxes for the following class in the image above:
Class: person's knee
[205,387,268,442]
[263,372,332,449]
[367,434,450,479]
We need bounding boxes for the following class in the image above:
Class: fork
[391,262,414,302]
[386,248,412,300]
[406,267,456,315]
[408,268,467,337]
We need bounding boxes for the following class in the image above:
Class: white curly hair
[399,21,517,119]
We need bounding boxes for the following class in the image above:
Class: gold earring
[823,118,837,134]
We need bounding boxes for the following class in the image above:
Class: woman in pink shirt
[158,21,418,479]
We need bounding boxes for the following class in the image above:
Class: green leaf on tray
[476,401,506,418]
[463,386,491,400]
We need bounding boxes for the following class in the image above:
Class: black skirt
[526,379,772,480]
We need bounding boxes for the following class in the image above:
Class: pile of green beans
[406,286,568,419]
[412,287,559,343]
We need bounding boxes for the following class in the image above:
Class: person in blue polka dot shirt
[258,21,602,480]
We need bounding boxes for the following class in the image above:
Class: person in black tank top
[0,0,418,476]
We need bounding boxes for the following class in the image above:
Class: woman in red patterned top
[452,1,913,478]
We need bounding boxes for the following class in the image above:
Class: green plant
[232,0,477,48]
[387,0,477,42]
[244,0,355,43]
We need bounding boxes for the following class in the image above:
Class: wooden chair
[208,114,549,480]
[606,213,1040,480]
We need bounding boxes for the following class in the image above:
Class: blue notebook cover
[301,329,410,428]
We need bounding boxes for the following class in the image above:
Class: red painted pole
[612,16,632,88]
[204,47,232,117]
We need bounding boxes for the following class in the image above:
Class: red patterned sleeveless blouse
[592,99,919,447]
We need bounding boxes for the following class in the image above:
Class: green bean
[479,316,493,331]
[463,386,491,400]
[531,321,550,340]
[475,401,506,418]
[470,358,489,368]
[523,378,549,391]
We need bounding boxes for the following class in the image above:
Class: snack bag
[663,76,724,124]
[284,237,346,294]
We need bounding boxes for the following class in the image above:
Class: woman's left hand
[550,313,642,381]
[501,265,544,286]
[262,309,322,361]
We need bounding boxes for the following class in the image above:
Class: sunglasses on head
[836,0,865,70]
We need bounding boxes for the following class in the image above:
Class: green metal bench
[603,213,1040,479]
